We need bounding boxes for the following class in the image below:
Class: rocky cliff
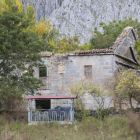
[21,0,64,21]
[22,0,140,44]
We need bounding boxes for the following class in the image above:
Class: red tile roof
[74,48,114,54]
[25,95,77,99]
[72,27,135,55]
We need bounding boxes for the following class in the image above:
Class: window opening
[84,65,92,75]
[39,66,47,77]
[36,100,50,109]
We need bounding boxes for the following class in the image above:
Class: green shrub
[75,109,90,121]
[105,116,128,131]
[94,108,109,120]
[0,115,136,140]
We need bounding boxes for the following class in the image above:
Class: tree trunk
[129,97,133,111]
[119,97,122,115]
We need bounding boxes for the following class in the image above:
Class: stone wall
[32,27,138,110]
[33,54,115,109]
[35,54,114,94]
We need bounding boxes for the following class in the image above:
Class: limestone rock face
[21,0,64,21]
[22,0,140,44]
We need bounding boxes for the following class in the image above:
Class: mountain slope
[22,0,140,44]
[21,0,64,21]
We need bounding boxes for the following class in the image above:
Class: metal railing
[28,110,74,123]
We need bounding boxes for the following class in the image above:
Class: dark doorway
[36,100,50,109]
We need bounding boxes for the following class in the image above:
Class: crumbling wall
[33,54,114,109]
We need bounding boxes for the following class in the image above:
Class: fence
[28,110,74,123]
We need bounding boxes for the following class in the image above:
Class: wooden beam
[115,54,139,65]
[115,60,135,69]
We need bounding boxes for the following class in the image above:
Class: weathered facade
[32,27,139,110]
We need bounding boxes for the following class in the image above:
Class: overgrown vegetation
[89,18,140,49]
[79,18,140,50]
[69,80,107,109]
[54,35,79,53]
[114,70,140,111]
[0,114,140,140]
[0,0,45,111]
[0,0,79,111]
[69,80,112,120]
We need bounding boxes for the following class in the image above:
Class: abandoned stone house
[28,27,139,110]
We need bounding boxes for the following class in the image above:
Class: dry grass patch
[0,115,140,140]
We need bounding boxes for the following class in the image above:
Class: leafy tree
[0,0,24,14]
[69,80,108,110]
[0,0,60,52]
[0,0,61,111]
[69,80,109,120]
[88,84,107,110]
[33,20,60,52]
[1,0,79,54]
[134,41,140,59]
[26,3,36,28]
[24,3,60,52]
[78,43,92,50]
[69,80,87,110]
[115,70,140,110]
[90,18,140,49]
[0,3,44,111]
[55,36,79,53]
[33,19,50,38]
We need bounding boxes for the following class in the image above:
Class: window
[84,65,92,76]
[39,66,47,77]
[36,100,50,109]
[39,66,48,89]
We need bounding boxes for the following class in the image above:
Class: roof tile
[72,27,133,55]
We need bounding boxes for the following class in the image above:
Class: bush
[92,108,109,120]
[75,109,90,121]
[133,107,140,113]
[105,116,128,131]
[0,115,138,140]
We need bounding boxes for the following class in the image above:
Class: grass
[0,114,140,140]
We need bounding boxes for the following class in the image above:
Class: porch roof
[25,95,77,99]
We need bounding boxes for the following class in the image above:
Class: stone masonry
[31,27,139,110]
